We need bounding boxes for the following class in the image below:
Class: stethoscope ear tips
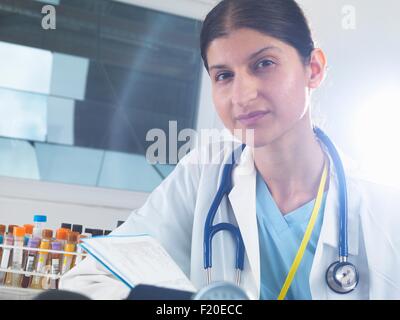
[326,261,359,294]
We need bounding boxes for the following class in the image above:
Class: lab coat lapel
[227,146,260,295]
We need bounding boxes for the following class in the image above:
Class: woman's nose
[231,73,258,107]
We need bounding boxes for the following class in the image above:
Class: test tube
[22,224,34,264]
[0,225,5,237]
[23,224,34,246]
[49,241,62,289]
[0,225,5,236]
[7,225,18,236]
[70,232,79,267]
[0,234,14,284]
[20,238,40,288]
[0,224,6,261]
[61,232,77,275]
[30,238,51,289]
[41,229,53,241]
[32,215,47,239]
[55,228,69,247]
[61,243,76,275]
[5,227,25,287]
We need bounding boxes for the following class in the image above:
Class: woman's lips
[236,111,270,126]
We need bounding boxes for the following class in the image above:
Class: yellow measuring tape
[277,162,328,300]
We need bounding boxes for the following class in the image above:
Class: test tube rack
[0,243,87,300]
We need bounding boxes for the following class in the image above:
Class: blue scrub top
[256,171,327,300]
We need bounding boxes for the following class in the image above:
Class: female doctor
[60,0,400,300]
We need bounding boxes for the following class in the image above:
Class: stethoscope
[203,127,359,295]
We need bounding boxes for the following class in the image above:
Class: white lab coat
[60,141,400,300]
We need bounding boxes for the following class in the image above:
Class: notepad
[80,235,196,292]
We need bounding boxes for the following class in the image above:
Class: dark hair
[200,0,315,71]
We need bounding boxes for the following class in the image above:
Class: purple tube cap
[27,238,40,248]
[51,241,62,251]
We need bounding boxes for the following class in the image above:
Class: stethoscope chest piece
[192,282,250,300]
[326,260,359,294]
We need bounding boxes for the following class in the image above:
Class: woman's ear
[307,48,327,89]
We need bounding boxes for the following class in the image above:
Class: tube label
[0,249,11,269]
[25,256,36,272]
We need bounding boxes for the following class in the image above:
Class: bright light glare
[354,88,400,188]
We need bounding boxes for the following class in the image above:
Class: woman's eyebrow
[248,46,282,60]
[209,64,229,72]
[209,46,281,71]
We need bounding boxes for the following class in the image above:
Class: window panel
[0,88,47,141]
[0,41,52,94]
[0,0,202,192]
[0,137,40,180]
[35,142,104,186]
[98,151,163,192]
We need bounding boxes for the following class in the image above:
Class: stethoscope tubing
[204,145,246,272]
[313,127,348,259]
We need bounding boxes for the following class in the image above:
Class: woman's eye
[255,59,274,69]
[215,72,233,82]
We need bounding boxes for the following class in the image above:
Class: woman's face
[207,28,319,148]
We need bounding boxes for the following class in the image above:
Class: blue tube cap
[33,215,47,222]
